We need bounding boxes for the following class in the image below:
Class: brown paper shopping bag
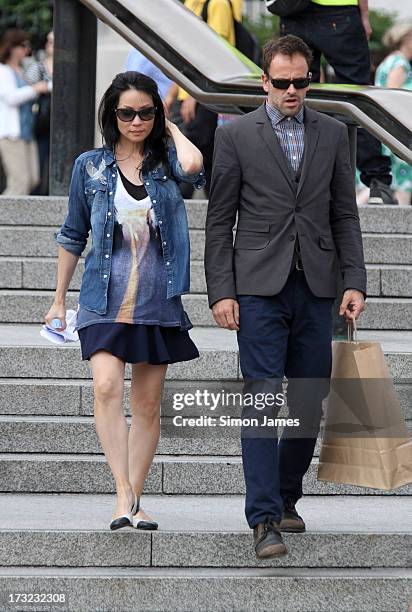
[318,321,412,490]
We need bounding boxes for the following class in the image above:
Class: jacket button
[296,206,301,212]
[289,234,295,241]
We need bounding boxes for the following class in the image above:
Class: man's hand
[361,14,372,40]
[180,96,197,124]
[212,298,240,330]
[339,290,365,323]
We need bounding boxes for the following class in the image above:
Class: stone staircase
[0,196,411,611]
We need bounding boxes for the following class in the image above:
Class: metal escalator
[79,0,412,164]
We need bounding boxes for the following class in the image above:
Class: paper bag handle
[347,318,358,343]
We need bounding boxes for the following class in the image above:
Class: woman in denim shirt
[45,72,204,531]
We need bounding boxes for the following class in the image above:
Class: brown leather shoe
[253,518,288,559]
[279,498,306,533]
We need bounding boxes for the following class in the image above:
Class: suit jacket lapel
[297,107,320,198]
[256,105,295,192]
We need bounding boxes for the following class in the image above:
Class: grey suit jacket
[204,103,367,308]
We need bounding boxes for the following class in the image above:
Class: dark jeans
[237,270,334,528]
[179,103,217,198]
[280,6,391,186]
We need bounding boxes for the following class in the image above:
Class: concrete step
[0,226,411,264]
[0,326,411,379]
[1,197,412,234]
[1,378,410,419]
[0,453,410,496]
[356,298,412,330]
[0,413,410,460]
[0,494,410,569]
[0,257,207,294]
[0,325,239,380]
[0,567,409,612]
[0,291,411,330]
[2,257,411,297]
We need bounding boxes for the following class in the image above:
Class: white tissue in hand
[40,309,79,344]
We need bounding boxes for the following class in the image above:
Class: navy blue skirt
[77,323,199,364]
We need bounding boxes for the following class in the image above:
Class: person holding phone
[45,71,204,531]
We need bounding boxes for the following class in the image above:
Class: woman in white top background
[0,28,49,195]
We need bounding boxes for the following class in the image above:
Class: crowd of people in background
[0,27,53,196]
[0,0,411,205]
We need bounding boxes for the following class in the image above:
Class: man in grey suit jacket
[205,35,366,560]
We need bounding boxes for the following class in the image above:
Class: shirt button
[289,133,293,136]
[159,220,162,225]
[109,191,113,195]
[112,173,115,178]
[163,175,167,179]
[163,241,166,245]
[293,156,297,160]
[146,182,149,185]
[113,164,116,168]
[152,199,156,203]
[168,280,172,284]
[105,254,109,258]
[107,233,110,237]
[103,274,108,279]
[166,261,170,265]
[108,212,111,216]
[92,189,96,193]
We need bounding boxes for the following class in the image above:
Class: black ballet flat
[109,494,139,531]
[132,497,158,530]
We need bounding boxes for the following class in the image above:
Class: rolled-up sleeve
[168,144,206,189]
[55,156,91,256]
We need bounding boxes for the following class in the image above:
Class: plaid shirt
[265,101,305,172]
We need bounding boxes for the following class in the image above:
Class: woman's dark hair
[98,71,169,176]
[262,35,313,75]
[0,28,29,64]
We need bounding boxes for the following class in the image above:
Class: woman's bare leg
[90,350,134,520]
[128,362,167,521]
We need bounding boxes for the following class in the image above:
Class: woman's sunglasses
[269,73,312,90]
[115,106,156,122]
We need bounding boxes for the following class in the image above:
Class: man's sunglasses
[268,73,312,90]
[115,106,157,122]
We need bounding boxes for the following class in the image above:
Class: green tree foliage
[0,0,53,51]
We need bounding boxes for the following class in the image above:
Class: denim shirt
[56,144,205,315]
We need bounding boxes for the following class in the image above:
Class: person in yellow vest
[178,0,243,197]
[278,0,397,205]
